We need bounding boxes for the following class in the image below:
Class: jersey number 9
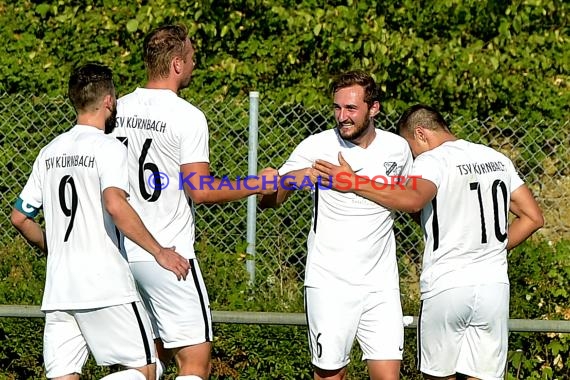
[58,175,78,242]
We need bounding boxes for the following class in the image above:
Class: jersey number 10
[469,179,508,244]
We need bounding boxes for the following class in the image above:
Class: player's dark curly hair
[331,70,380,107]
[68,63,114,113]
[143,24,189,80]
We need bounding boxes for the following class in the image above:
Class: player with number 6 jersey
[112,24,278,380]
[112,87,207,264]
[313,104,544,380]
[111,41,213,380]
[260,71,411,380]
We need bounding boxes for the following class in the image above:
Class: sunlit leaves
[0,0,567,124]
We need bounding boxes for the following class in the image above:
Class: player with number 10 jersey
[411,139,524,299]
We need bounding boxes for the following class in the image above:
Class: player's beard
[104,104,117,134]
[336,118,371,142]
[179,73,192,91]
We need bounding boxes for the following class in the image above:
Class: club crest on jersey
[384,162,397,176]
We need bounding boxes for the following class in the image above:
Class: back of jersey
[20,125,138,310]
[410,139,524,299]
[113,88,209,261]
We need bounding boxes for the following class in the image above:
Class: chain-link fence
[1,93,569,306]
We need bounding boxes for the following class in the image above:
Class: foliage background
[2,240,570,379]
[1,0,569,379]
[1,0,568,119]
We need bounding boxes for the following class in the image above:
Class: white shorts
[130,258,213,349]
[418,283,509,380]
[43,301,155,378]
[305,286,404,370]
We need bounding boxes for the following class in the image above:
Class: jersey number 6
[117,137,162,202]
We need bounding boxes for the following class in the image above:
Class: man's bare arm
[258,168,313,209]
[506,185,544,250]
[10,209,47,254]
[103,187,190,280]
[313,152,436,213]
[352,177,437,213]
[181,162,278,204]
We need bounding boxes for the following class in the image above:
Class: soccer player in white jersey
[10,63,190,380]
[313,104,544,380]
[111,25,277,380]
[260,70,413,380]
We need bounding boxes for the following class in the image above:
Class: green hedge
[1,238,569,379]
[1,1,568,123]
[1,1,569,378]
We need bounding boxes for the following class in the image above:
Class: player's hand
[280,167,315,191]
[257,167,280,195]
[155,246,190,281]
[313,152,357,192]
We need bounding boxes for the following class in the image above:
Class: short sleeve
[506,157,524,193]
[19,153,44,208]
[409,151,443,188]
[399,144,413,178]
[278,136,316,175]
[97,138,129,193]
[179,110,210,165]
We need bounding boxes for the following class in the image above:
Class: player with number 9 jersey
[17,126,139,310]
[8,63,196,379]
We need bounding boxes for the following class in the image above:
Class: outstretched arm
[258,168,315,209]
[352,177,436,213]
[506,185,544,250]
[103,187,190,280]
[181,162,278,204]
[313,152,436,213]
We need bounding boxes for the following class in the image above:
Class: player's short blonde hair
[143,24,190,80]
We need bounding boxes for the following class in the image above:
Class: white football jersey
[112,88,209,261]
[279,128,413,290]
[409,139,524,299]
[18,125,139,311]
